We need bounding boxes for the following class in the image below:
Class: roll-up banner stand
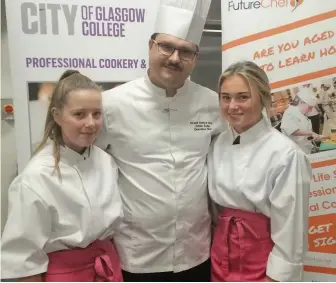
[221,0,336,280]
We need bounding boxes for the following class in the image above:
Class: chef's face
[53,89,102,153]
[219,74,262,134]
[148,33,198,89]
[299,102,313,115]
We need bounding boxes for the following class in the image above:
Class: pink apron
[44,240,123,282]
[211,207,274,282]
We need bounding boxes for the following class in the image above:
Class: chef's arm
[209,198,220,237]
[94,111,110,152]
[207,136,221,234]
[292,130,326,141]
[266,150,311,282]
[291,129,313,137]
[1,184,52,280]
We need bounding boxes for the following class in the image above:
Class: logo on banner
[20,2,146,37]
[291,0,304,11]
[227,0,304,11]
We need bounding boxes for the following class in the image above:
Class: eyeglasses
[152,40,198,61]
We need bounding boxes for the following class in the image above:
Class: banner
[221,0,335,91]
[304,151,336,281]
[5,0,159,172]
[221,0,336,280]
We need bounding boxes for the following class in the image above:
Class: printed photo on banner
[27,81,125,152]
[267,76,336,154]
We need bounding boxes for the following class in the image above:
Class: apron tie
[218,216,234,275]
[219,216,260,276]
[234,218,260,276]
[211,207,273,282]
[95,254,116,282]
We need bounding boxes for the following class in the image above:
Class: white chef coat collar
[231,128,239,140]
[229,116,271,145]
[145,70,189,98]
[60,145,91,165]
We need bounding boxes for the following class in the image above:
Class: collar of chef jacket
[59,145,91,165]
[144,70,189,99]
[231,127,239,140]
[228,117,271,145]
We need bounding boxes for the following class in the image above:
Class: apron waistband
[46,239,121,281]
[218,207,270,223]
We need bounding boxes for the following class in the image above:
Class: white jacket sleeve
[207,135,221,226]
[94,110,110,151]
[1,182,52,279]
[266,150,311,281]
[281,109,301,136]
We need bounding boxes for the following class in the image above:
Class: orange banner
[311,158,336,169]
[304,265,336,275]
[308,213,336,254]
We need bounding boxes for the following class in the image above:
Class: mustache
[164,63,182,71]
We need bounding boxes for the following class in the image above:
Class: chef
[96,0,224,281]
[281,88,324,154]
[302,85,322,135]
[1,70,123,281]
[209,61,311,282]
[319,82,336,136]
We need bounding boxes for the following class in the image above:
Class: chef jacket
[1,143,123,279]
[319,90,336,135]
[322,110,336,136]
[281,105,313,154]
[306,106,319,117]
[318,89,331,106]
[96,73,224,273]
[208,117,311,281]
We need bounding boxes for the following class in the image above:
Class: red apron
[44,240,123,282]
[211,207,274,282]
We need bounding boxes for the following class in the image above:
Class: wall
[191,32,222,91]
[1,0,17,233]
[191,0,222,91]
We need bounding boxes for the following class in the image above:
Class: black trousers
[308,114,321,134]
[122,259,211,282]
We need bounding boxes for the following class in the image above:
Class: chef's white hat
[321,78,332,87]
[297,88,317,106]
[154,0,212,45]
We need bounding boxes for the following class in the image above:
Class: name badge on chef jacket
[190,120,213,131]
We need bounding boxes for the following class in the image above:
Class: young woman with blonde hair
[1,70,123,282]
[209,61,311,282]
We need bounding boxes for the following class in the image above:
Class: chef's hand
[311,132,326,141]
